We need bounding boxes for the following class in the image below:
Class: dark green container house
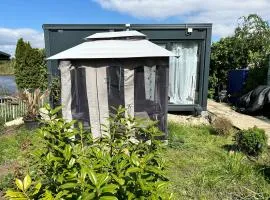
[43,24,212,113]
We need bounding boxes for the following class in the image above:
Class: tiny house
[43,24,212,113]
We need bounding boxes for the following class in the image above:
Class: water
[0,75,17,95]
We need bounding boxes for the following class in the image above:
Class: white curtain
[169,42,198,104]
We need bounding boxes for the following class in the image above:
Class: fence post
[12,105,15,120]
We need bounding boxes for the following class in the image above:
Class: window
[158,42,200,105]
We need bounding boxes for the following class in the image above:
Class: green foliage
[211,116,233,136]
[235,126,267,156]
[5,174,42,200]
[49,77,61,106]
[6,106,171,199]
[209,14,270,94]
[244,61,268,92]
[14,38,48,90]
[0,59,15,75]
[0,173,14,191]
[210,36,239,89]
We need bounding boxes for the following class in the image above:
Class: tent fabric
[85,66,109,138]
[47,39,174,60]
[144,66,156,101]
[59,58,169,136]
[124,67,135,116]
[59,61,73,120]
[85,30,146,40]
[169,42,198,104]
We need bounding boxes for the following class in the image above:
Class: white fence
[0,97,27,122]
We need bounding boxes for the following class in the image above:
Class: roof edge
[42,23,213,30]
[0,51,11,57]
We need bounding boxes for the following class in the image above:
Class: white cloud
[0,28,44,56]
[94,0,270,38]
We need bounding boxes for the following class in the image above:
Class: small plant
[211,116,233,136]
[5,174,42,199]
[19,89,49,121]
[234,126,267,156]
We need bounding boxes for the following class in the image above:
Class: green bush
[235,126,267,156]
[5,106,172,200]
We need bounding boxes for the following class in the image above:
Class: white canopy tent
[48,30,174,138]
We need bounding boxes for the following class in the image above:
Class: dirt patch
[0,161,20,179]
[0,125,23,136]
[168,113,210,126]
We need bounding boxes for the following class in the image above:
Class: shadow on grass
[256,164,270,183]
[207,126,217,135]
[222,144,238,152]
[168,137,185,149]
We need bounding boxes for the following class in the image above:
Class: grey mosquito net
[59,58,169,138]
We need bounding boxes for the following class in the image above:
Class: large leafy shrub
[6,106,172,200]
[234,126,267,156]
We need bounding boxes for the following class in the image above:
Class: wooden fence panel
[0,98,27,122]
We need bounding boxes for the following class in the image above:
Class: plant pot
[23,119,39,130]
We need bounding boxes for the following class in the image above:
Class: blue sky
[1,0,179,30]
[1,0,270,55]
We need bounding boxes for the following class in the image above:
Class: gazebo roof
[85,30,146,40]
[48,30,174,60]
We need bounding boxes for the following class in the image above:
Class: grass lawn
[0,126,34,192]
[165,122,270,199]
[0,123,270,199]
[0,61,14,75]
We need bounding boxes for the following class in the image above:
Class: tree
[209,14,270,95]
[14,38,48,90]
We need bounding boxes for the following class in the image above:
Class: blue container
[227,69,249,104]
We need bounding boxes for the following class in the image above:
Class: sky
[1,0,270,56]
